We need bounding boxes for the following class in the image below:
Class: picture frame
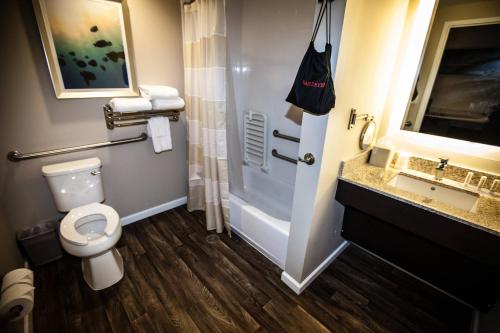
[32,0,138,99]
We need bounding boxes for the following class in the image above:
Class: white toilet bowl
[59,202,124,290]
[42,157,124,291]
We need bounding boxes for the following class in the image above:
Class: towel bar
[7,133,148,162]
[272,149,298,164]
[104,104,182,130]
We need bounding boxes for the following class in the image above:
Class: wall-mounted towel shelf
[104,104,181,130]
[272,149,298,164]
[273,130,300,143]
[7,133,148,162]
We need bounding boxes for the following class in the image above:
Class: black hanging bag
[286,0,335,115]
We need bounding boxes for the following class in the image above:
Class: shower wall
[226,0,317,198]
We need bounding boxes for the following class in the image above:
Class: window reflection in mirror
[402,0,500,147]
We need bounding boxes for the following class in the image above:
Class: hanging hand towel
[286,0,335,115]
[147,117,172,153]
[151,97,185,110]
[109,97,152,112]
[139,85,179,100]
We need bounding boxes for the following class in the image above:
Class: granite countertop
[339,153,500,237]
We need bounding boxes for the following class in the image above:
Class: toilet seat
[60,203,120,246]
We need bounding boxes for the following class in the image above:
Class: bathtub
[229,166,293,269]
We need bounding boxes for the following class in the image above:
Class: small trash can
[17,221,63,267]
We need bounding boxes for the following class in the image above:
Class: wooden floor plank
[119,246,179,333]
[120,223,146,256]
[33,205,472,333]
[262,300,302,333]
[188,226,347,332]
[143,219,243,333]
[58,259,85,333]
[312,273,412,333]
[131,313,158,333]
[211,232,357,332]
[100,288,135,333]
[135,252,202,333]
[186,230,288,333]
[109,250,147,322]
[165,234,261,332]
[136,219,231,333]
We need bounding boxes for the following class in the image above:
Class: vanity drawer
[341,207,500,311]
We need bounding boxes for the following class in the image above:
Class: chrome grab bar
[7,133,148,162]
[273,130,300,143]
[272,149,297,164]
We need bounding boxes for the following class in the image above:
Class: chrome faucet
[435,157,449,180]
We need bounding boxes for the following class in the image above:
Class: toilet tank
[42,157,104,212]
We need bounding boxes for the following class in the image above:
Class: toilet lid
[60,203,120,246]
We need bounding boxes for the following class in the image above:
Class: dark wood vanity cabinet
[335,179,500,312]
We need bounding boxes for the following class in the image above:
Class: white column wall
[285,0,414,287]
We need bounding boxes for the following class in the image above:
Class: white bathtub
[229,166,293,269]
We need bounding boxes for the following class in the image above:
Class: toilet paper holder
[0,268,35,324]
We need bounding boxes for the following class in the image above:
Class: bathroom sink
[387,174,479,212]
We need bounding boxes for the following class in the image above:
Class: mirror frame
[383,0,500,165]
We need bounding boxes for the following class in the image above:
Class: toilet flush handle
[90,170,101,176]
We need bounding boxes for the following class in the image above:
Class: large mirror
[401,0,500,147]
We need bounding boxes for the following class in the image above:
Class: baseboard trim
[281,241,349,295]
[120,196,187,226]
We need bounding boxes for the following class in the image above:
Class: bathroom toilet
[42,157,124,290]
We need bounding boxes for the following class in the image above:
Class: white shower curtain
[182,0,230,233]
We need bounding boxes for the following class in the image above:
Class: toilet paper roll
[0,284,34,322]
[1,268,34,293]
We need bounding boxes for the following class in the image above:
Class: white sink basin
[387,174,479,212]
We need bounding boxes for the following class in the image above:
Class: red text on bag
[302,80,326,88]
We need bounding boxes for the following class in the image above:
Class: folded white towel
[151,97,185,110]
[139,85,179,100]
[147,117,172,153]
[109,97,152,112]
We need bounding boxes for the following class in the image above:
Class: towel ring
[359,120,376,150]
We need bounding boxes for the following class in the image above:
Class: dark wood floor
[33,206,472,333]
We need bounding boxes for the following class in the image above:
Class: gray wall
[0,205,23,276]
[0,0,187,232]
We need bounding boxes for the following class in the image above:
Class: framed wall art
[32,0,138,99]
